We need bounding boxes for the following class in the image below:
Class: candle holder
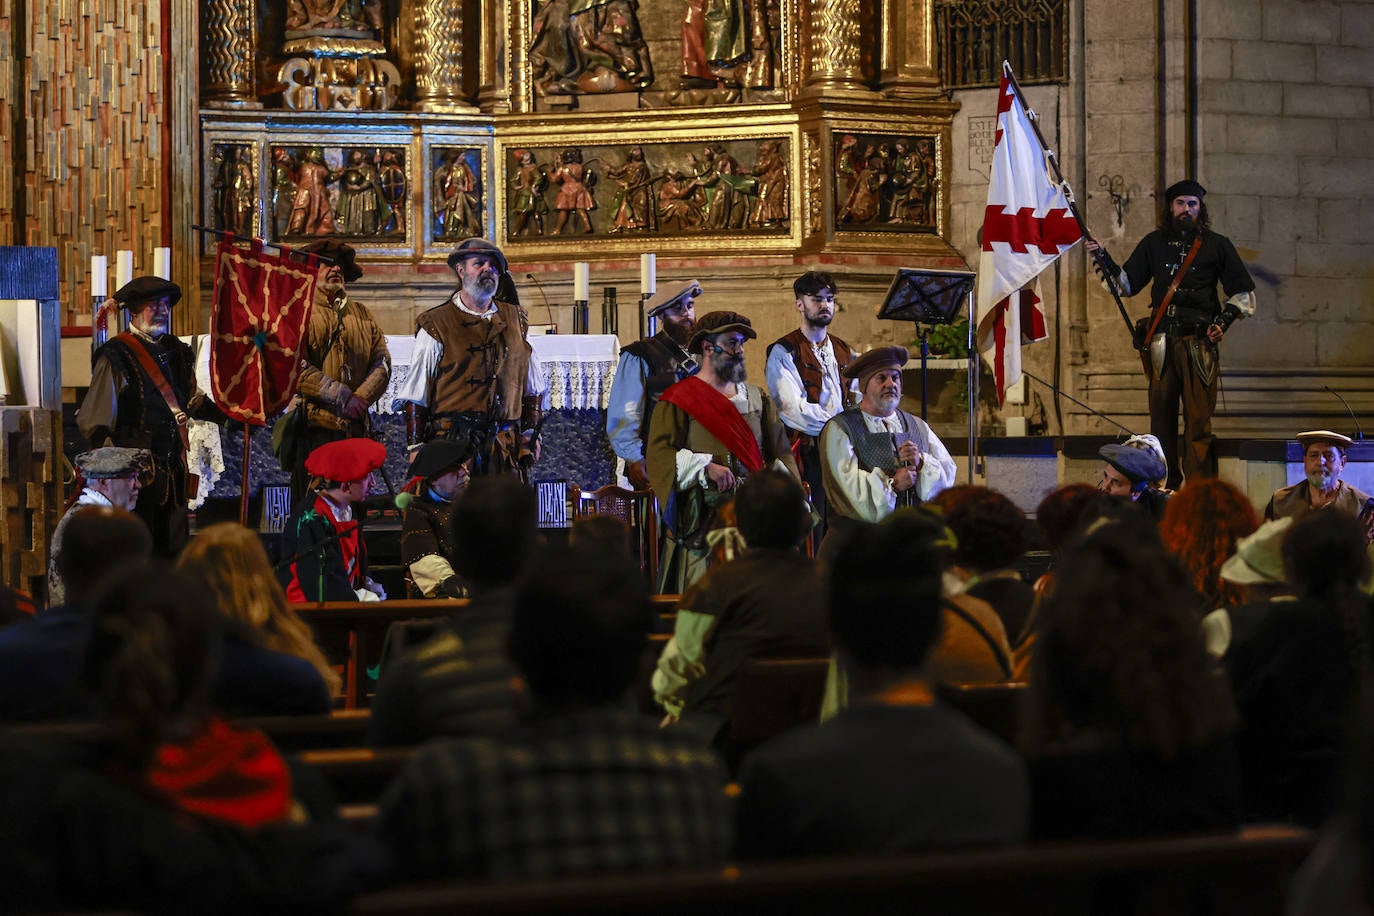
[600,287,618,335]
[639,293,652,340]
[572,299,590,335]
[91,294,110,352]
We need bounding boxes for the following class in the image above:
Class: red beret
[304,437,387,483]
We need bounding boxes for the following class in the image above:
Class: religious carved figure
[285,0,383,34]
[271,147,299,239]
[750,139,787,228]
[550,147,596,235]
[335,149,389,236]
[838,144,887,225]
[691,143,753,230]
[887,139,937,227]
[657,167,705,232]
[510,149,550,237]
[434,150,481,239]
[606,145,654,233]
[529,0,653,96]
[680,0,773,89]
[377,150,407,234]
[287,147,338,237]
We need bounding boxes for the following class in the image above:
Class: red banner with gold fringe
[209,238,318,426]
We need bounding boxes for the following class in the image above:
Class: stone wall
[944,0,1374,441]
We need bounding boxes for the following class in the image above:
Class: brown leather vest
[417,297,530,420]
[766,328,855,406]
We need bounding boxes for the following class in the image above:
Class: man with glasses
[766,271,856,536]
[78,276,224,555]
[646,311,799,592]
[606,280,702,491]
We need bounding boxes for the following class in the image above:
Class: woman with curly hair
[1159,478,1260,610]
[1022,515,1242,839]
[177,522,340,704]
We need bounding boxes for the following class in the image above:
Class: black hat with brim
[410,439,473,481]
[1164,179,1206,201]
[301,239,363,283]
[446,238,509,275]
[113,276,182,309]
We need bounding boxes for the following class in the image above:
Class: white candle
[91,255,108,298]
[640,253,656,297]
[115,249,134,291]
[153,247,171,280]
[573,262,590,301]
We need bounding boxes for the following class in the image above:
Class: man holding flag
[1086,181,1256,488]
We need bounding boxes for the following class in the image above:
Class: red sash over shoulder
[658,376,765,473]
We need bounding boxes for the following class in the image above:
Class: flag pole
[1000,62,1137,340]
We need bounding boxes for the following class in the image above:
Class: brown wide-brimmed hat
[843,346,910,388]
[446,237,509,275]
[301,239,363,283]
[688,310,756,354]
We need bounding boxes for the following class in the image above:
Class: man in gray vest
[818,346,956,547]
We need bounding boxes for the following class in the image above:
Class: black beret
[1164,179,1206,201]
[113,276,181,308]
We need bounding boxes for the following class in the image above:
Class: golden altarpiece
[198,0,965,318]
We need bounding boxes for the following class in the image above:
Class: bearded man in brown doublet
[392,239,540,476]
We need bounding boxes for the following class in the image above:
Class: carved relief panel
[833,131,941,233]
[493,132,798,250]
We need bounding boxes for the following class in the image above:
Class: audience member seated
[653,470,828,741]
[931,485,1036,648]
[1012,484,1105,678]
[1225,511,1374,826]
[369,477,538,746]
[400,439,472,598]
[47,446,149,607]
[821,509,1014,722]
[1265,430,1373,533]
[1021,513,1242,840]
[280,437,389,602]
[0,508,153,721]
[376,543,730,880]
[1200,517,1295,658]
[0,564,388,912]
[1159,478,1259,612]
[177,522,339,712]
[734,511,1028,859]
[1096,442,1170,518]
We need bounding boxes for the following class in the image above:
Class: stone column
[799,0,878,97]
[410,0,478,112]
[879,0,941,97]
[202,0,261,108]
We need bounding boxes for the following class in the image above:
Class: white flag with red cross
[976,64,1083,404]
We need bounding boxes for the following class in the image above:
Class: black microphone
[525,272,557,333]
[1324,386,1364,442]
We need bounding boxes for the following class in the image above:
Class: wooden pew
[725,656,830,769]
[349,824,1316,915]
[296,595,683,710]
[8,710,374,753]
[295,746,417,806]
[935,681,1029,746]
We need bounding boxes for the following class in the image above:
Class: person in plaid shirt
[376,542,731,880]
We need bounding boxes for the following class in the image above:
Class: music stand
[878,268,979,483]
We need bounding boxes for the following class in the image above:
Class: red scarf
[658,376,765,473]
[144,718,292,830]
